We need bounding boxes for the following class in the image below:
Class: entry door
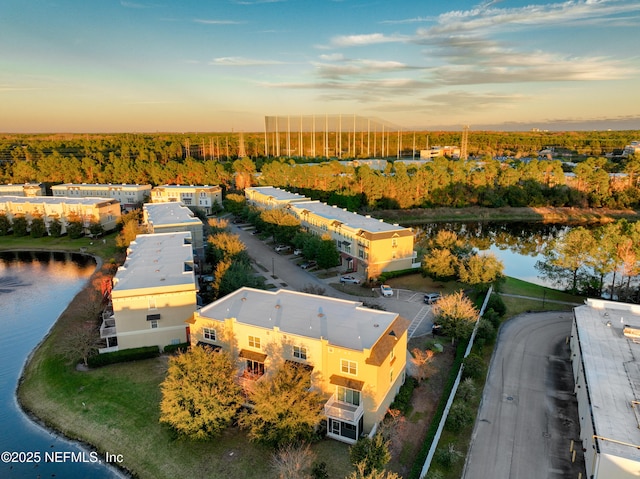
[330,419,341,435]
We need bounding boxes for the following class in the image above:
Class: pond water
[413,221,573,287]
[0,251,124,479]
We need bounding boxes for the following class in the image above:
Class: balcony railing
[236,370,265,397]
[324,395,364,423]
[100,317,117,338]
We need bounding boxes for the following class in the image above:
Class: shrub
[377,269,418,283]
[486,293,506,317]
[87,345,160,368]
[349,433,391,475]
[163,342,190,354]
[433,443,463,469]
[475,319,496,344]
[462,353,485,381]
[389,376,418,414]
[483,308,501,329]
[12,216,28,236]
[445,401,474,433]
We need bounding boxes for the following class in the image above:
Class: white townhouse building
[51,183,151,212]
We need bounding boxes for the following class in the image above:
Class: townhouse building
[100,232,198,353]
[150,185,222,215]
[570,299,640,478]
[51,183,151,211]
[0,196,120,235]
[244,187,417,280]
[0,183,45,197]
[143,202,205,259]
[188,287,410,444]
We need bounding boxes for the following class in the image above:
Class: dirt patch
[386,337,456,478]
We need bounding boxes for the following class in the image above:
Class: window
[392,238,397,248]
[246,359,265,376]
[390,369,394,384]
[148,297,157,310]
[293,346,307,360]
[341,359,357,376]
[203,327,216,341]
[248,335,261,349]
[150,320,158,329]
[337,386,360,406]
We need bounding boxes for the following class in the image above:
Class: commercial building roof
[112,232,196,296]
[574,298,640,461]
[197,287,400,351]
[51,183,150,190]
[290,200,407,234]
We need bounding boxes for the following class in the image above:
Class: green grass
[0,231,121,261]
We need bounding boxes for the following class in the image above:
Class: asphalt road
[462,311,586,479]
[228,220,434,337]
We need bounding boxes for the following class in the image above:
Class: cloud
[193,19,245,25]
[313,59,417,80]
[210,56,285,66]
[330,33,408,47]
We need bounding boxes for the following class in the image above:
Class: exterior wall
[189,308,408,439]
[0,196,120,234]
[290,204,415,279]
[150,185,222,214]
[142,203,205,258]
[244,187,310,210]
[571,316,598,477]
[51,184,151,210]
[0,183,45,197]
[112,289,194,350]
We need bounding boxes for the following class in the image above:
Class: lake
[0,251,124,479]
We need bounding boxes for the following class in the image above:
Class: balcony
[237,370,265,398]
[324,395,364,423]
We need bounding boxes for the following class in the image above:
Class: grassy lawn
[0,231,121,262]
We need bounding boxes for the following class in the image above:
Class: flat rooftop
[574,298,640,461]
[52,183,150,190]
[198,287,399,351]
[144,202,203,227]
[112,232,196,295]
[246,186,309,202]
[154,184,220,190]
[0,195,118,206]
[290,200,407,233]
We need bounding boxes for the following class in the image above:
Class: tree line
[536,219,640,301]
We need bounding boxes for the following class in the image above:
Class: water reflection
[0,251,123,479]
[412,222,582,287]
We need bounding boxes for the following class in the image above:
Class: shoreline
[12,252,133,479]
[369,206,640,225]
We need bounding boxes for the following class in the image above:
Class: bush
[87,345,160,368]
[389,376,418,414]
[486,293,506,317]
[475,319,496,344]
[445,402,474,433]
[163,342,190,354]
[462,353,485,381]
[377,269,419,283]
[483,308,501,329]
[433,443,463,469]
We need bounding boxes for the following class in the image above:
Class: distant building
[0,196,120,235]
[100,232,198,353]
[150,185,222,215]
[188,287,409,444]
[245,186,418,279]
[143,202,205,259]
[570,299,640,478]
[420,146,461,159]
[0,183,45,197]
[244,186,310,209]
[623,141,640,157]
[51,183,151,212]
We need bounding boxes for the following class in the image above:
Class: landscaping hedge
[87,345,160,368]
[163,342,190,355]
[408,342,466,479]
[378,268,420,283]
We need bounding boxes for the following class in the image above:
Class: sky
[1,0,639,133]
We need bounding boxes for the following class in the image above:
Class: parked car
[300,260,317,270]
[340,275,360,284]
[275,244,290,253]
[380,284,393,297]
[431,322,444,336]
[293,248,303,256]
[424,292,442,304]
